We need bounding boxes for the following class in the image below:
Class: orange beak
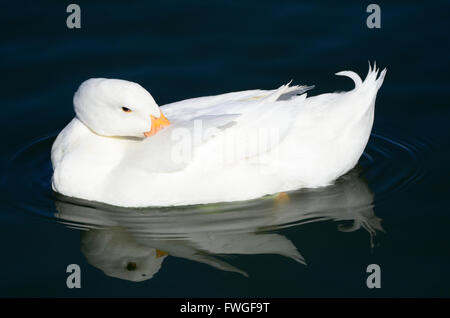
[144,111,171,137]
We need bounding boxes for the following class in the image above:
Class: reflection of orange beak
[156,250,168,258]
[144,111,171,137]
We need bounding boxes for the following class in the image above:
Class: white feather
[51,65,386,207]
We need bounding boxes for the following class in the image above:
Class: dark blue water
[1,1,449,297]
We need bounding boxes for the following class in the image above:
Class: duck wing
[188,83,313,166]
[122,84,314,173]
[161,84,313,119]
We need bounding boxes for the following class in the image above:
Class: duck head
[73,78,170,138]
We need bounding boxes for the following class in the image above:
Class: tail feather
[376,68,387,90]
[336,62,386,91]
[335,71,362,88]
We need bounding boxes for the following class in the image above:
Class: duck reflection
[54,168,382,282]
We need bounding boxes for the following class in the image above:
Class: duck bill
[144,111,171,137]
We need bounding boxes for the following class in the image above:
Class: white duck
[51,64,386,207]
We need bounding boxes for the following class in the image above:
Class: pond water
[1,1,449,297]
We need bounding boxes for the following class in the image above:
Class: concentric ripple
[360,130,431,203]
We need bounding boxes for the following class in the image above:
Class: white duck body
[51,65,386,207]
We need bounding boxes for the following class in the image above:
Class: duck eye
[121,107,132,113]
[126,262,137,271]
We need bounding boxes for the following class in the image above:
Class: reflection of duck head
[80,227,168,282]
[54,168,381,282]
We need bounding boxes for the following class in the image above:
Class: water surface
[1,1,449,297]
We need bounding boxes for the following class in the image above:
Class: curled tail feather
[335,62,387,90]
[335,71,363,88]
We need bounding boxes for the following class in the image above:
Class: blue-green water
[1,1,449,297]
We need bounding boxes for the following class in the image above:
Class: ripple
[360,130,431,203]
